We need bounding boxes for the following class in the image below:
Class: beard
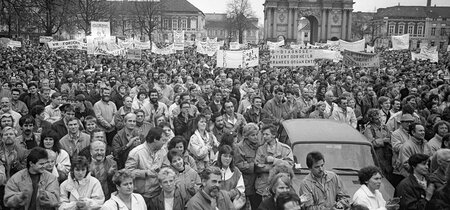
[4,137,14,146]
[150,98,158,104]
[102,96,110,102]
[207,186,220,198]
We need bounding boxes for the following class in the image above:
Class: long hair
[215,145,235,172]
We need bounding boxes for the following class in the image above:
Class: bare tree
[352,13,383,45]
[1,0,31,37]
[226,0,254,43]
[134,0,165,48]
[21,0,69,36]
[69,0,113,35]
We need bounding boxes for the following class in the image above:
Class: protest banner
[152,43,175,55]
[229,42,240,50]
[242,48,259,67]
[339,39,365,52]
[126,49,142,60]
[391,34,410,50]
[91,21,111,37]
[86,36,121,55]
[47,40,85,50]
[196,40,222,56]
[7,40,21,48]
[269,49,315,67]
[216,48,259,68]
[39,36,54,43]
[267,40,284,50]
[343,50,380,67]
[117,39,134,49]
[314,50,343,62]
[411,46,438,63]
[134,41,151,50]
[217,50,242,68]
[173,31,185,51]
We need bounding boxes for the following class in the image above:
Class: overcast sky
[189,0,450,25]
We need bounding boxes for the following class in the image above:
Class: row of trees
[0,0,255,44]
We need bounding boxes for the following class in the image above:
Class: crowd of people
[0,42,449,210]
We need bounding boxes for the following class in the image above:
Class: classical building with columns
[264,0,354,43]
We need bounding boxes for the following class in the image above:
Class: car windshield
[292,143,375,170]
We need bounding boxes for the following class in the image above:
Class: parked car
[277,119,395,201]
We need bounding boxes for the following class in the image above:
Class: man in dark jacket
[395,153,430,210]
[173,101,195,141]
[51,104,75,140]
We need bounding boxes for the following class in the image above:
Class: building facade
[263,0,354,43]
[204,13,259,44]
[373,2,450,50]
[109,0,206,42]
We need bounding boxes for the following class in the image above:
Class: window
[172,19,178,29]
[416,40,421,49]
[417,25,424,36]
[398,25,404,34]
[431,41,435,46]
[191,19,197,29]
[440,41,445,49]
[181,19,187,29]
[163,19,169,29]
[431,27,436,36]
[407,25,414,35]
[304,32,309,38]
[441,29,447,36]
[388,25,395,35]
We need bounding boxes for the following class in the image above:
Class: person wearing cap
[390,113,415,186]
[234,123,260,209]
[43,92,62,124]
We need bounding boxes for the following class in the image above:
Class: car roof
[281,119,371,145]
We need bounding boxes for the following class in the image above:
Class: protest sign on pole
[391,34,410,50]
[242,48,259,67]
[126,49,142,60]
[39,36,54,44]
[90,21,111,37]
[229,42,240,50]
[173,31,185,51]
[343,50,380,67]
[86,36,120,55]
[267,40,284,50]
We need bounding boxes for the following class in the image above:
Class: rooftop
[375,5,450,19]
